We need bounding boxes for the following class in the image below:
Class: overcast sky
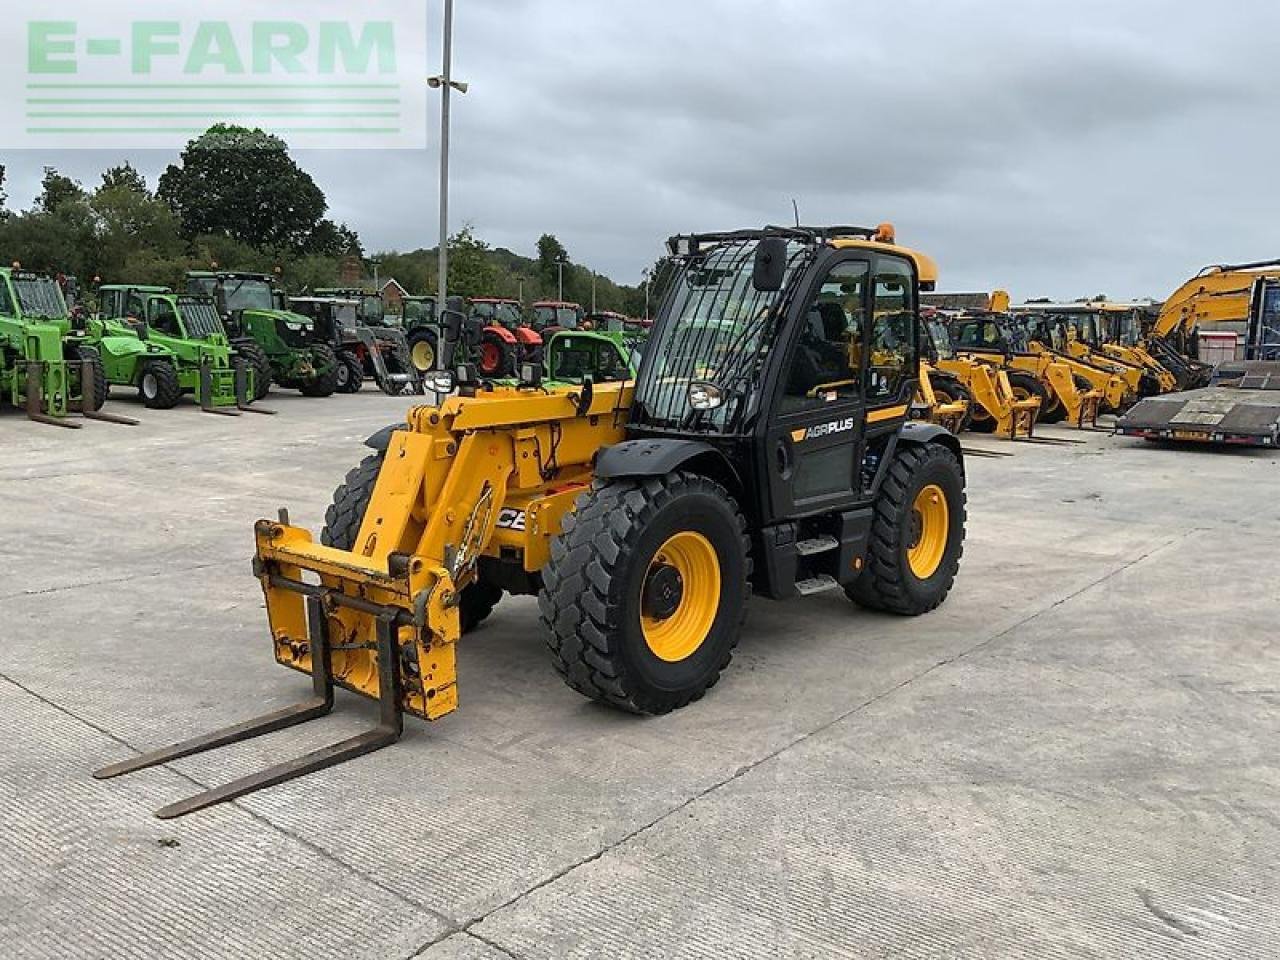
[3,0,1277,299]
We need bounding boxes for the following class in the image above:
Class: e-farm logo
[2,2,427,149]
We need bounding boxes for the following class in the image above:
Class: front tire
[139,359,182,410]
[336,351,363,394]
[408,329,438,373]
[540,472,751,715]
[320,452,502,633]
[300,344,339,397]
[931,374,973,433]
[846,443,966,616]
[70,345,108,411]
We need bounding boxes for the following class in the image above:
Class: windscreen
[177,297,225,338]
[222,278,275,313]
[403,299,435,324]
[13,275,68,318]
[633,239,809,433]
[1254,283,1280,360]
[927,319,954,359]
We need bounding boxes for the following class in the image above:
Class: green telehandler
[94,285,270,415]
[186,271,339,399]
[0,267,137,428]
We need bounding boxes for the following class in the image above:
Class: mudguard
[485,324,518,345]
[595,438,729,480]
[364,422,408,453]
[513,327,542,346]
[898,419,963,462]
[96,335,161,361]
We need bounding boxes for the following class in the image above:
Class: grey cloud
[3,0,1279,299]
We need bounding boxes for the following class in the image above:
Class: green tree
[0,165,8,220]
[90,176,184,282]
[535,233,568,287]
[36,167,85,213]
[100,163,149,195]
[447,226,499,299]
[157,124,331,253]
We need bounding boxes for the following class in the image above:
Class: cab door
[861,254,921,483]
[763,255,870,520]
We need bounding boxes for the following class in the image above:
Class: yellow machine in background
[1155,260,1280,358]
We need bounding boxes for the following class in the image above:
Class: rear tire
[540,472,751,715]
[846,443,966,616]
[320,452,501,633]
[476,333,514,378]
[236,341,272,400]
[336,351,363,394]
[70,345,108,411]
[139,359,182,410]
[408,329,438,373]
[300,344,339,397]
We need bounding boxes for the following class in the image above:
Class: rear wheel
[236,341,272,400]
[139,359,182,410]
[300,344,339,397]
[476,333,514,378]
[336,351,363,394]
[320,452,501,632]
[540,472,750,715]
[408,329,438,373]
[846,443,966,616]
[70,345,108,411]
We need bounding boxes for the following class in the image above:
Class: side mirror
[752,237,788,293]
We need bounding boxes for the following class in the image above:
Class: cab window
[781,260,867,412]
[0,280,13,316]
[867,259,916,402]
[148,298,178,334]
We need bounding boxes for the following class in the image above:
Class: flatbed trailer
[1116,362,1280,447]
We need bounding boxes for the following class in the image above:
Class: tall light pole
[371,258,382,291]
[591,270,597,312]
[428,0,468,316]
[642,267,651,320]
[517,275,525,305]
[556,255,568,302]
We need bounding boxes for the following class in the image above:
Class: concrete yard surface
[2,392,1278,959]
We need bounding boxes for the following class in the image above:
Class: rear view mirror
[753,237,788,293]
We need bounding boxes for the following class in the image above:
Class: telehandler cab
[98,224,967,818]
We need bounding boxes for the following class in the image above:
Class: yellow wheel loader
[98,224,968,819]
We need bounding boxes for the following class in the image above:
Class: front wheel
[69,345,108,411]
[336,351,363,394]
[540,472,751,715]
[139,359,182,410]
[299,344,340,398]
[846,443,966,616]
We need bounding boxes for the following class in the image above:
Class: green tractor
[186,271,339,399]
[400,295,442,373]
[0,267,137,428]
[94,285,268,415]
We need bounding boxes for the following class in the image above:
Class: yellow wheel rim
[411,340,435,372]
[641,531,721,662]
[907,484,949,580]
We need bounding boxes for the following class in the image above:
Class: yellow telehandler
[946,309,1106,429]
[921,316,1040,438]
[98,224,969,818]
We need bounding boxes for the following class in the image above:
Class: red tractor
[469,298,541,377]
